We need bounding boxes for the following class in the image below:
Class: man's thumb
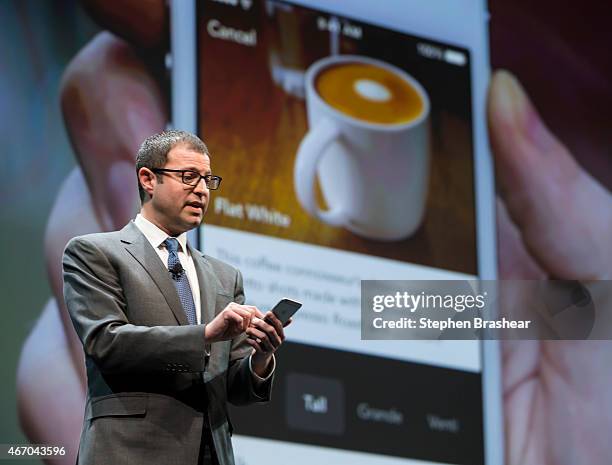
[488,70,612,279]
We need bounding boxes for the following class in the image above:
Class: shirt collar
[134,214,189,254]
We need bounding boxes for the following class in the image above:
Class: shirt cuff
[249,353,275,385]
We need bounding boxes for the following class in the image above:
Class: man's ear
[138,167,156,199]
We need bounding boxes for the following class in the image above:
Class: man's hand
[204,303,262,343]
[246,312,288,377]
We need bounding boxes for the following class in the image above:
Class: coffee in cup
[315,62,425,125]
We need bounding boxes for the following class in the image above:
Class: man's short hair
[136,129,209,203]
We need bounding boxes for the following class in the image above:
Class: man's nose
[193,177,209,194]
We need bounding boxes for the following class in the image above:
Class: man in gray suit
[63,130,286,465]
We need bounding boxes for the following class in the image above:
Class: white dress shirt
[133,214,274,382]
[134,214,202,323]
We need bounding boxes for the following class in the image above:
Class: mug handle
[294,118,348,226]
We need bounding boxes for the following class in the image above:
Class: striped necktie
[164,238,197,325]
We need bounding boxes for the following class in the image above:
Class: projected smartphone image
[173,1,500,464]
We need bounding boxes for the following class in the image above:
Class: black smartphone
[265,298,302,326]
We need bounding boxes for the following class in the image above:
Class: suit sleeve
[62,236,207,375]
[226,269,273,405]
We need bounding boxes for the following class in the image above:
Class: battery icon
[444,49,466,66]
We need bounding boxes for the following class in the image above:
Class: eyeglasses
[152,169,222,190]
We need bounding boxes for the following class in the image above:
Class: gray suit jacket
[62,221,272,465]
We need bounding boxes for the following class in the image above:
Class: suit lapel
[189,245,218,325]
[120,222,190,326]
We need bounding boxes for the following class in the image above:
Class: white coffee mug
[294,55,431,241]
